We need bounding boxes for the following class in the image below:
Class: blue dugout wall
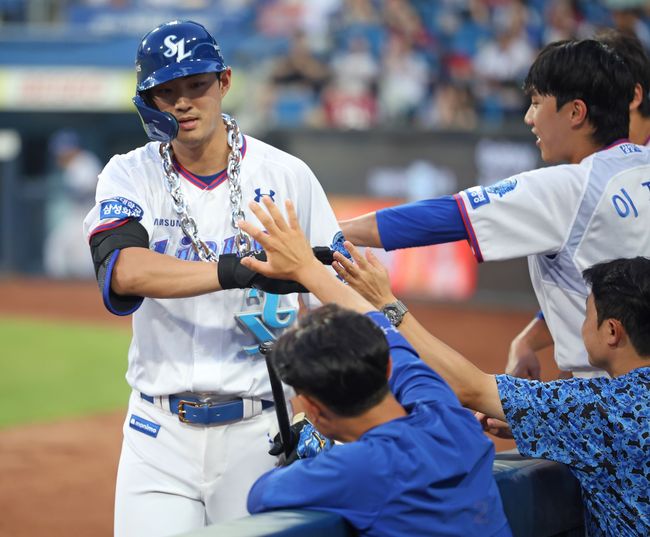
[177,452,585,537]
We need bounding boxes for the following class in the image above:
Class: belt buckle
[177,399,206,423]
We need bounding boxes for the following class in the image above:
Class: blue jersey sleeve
[367,312,459,409]
[376,196,468,251]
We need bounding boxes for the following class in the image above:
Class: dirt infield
[0,278,559,537]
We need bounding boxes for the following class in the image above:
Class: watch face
[382,301,407,326]
[384,307,399,323]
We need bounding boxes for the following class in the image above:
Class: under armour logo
[254,188,276,203]
[163,35,192,62]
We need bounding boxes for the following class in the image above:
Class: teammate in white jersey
[82,20,343,537]
[340,39,650,380]
[499,30,650,383]
[498,30,650,385]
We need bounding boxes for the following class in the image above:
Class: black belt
[140,393,274,425]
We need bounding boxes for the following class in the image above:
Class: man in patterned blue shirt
[333,246,650,536]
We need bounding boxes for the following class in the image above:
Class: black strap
[90,219,149,275]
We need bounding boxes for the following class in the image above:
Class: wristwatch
[381,300,408,327]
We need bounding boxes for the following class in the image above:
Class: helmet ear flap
[133,94,179,143]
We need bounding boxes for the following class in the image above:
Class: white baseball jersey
[83,135,342,398]
[455,141,650,371]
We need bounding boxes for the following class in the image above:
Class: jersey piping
[89,218,130,240]
[173,135,248,190]
[453,193,483,262]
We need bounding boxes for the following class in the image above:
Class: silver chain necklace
[159,113,252,261]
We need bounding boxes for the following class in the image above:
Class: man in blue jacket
[330,241,650,536]
[239,197,512,537]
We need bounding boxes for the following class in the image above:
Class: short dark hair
[597,29,650,118]
[270,303,390,417]
[523,39,635,146]
[583,257,650,357]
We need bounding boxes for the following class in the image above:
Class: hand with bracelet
[332,242,408,327]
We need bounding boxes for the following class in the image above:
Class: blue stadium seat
[271,89,317,128]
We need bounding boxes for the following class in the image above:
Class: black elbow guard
[89,219,149,316]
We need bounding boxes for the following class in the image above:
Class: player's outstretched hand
[217,250,309,294]
[333,241,395,309]
[239,197,319,283]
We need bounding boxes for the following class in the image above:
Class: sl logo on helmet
[163,35,192,62]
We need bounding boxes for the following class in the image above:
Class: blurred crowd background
[2,0,649,130]
[1,0,649,304]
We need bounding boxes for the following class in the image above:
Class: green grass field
[0,317,131,428]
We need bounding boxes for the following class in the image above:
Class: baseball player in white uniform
[340,39,650,378]
[83,20,343,537]
[501,30,650,384]
[44,130,102,279]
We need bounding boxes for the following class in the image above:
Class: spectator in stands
[330,0,385,60]
[473,3,535,122]
[606,0,650,51]
[445,0,492,60]
[268,31,331,127]
[419,81,478,131]
[44,129,101,279]
[323,34,379,128]
[542,0,582,44]
[378,34,430,124]
[333,243,650,537]
[299,0,342,53]
[257,0,304,38]
[382,0,430,49]
[270,31,331,99]
[242,198,512,537]
[333,0,381,32]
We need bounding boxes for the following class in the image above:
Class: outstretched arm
[239,197,374,315]
[112,247,222,298]
[338,212,383,248]
[339,197,467,251]
[333,242,505,422]
[107,226,308,300]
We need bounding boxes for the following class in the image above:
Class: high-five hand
[239,197,320,283]
[333,241,396,309]
[240,197,375,314]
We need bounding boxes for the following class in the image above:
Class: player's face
[150,71,231,148]
[524,92,574,163]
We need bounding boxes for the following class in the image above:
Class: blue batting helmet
[132,20,227,143]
